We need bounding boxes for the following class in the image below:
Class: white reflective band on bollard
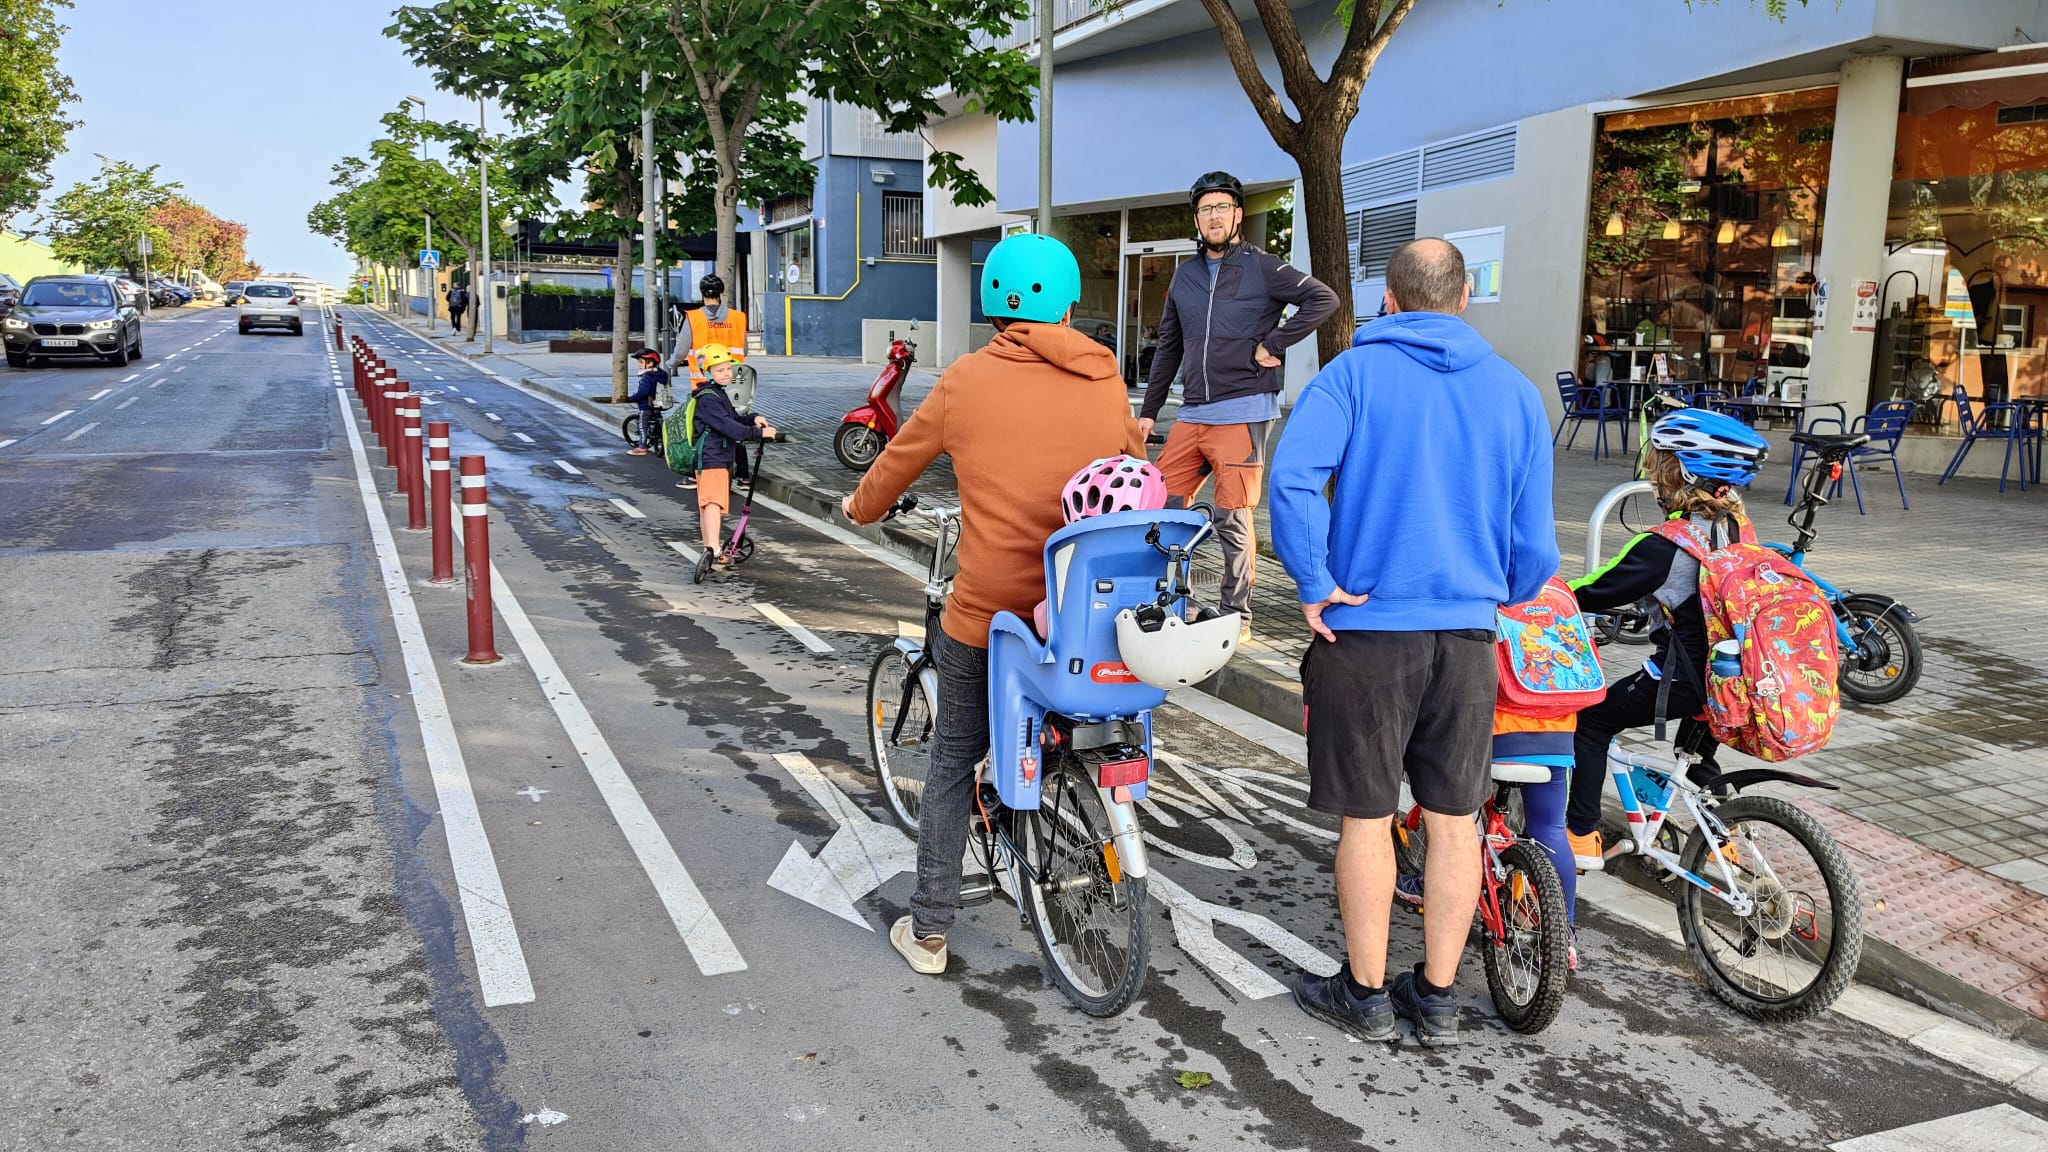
[460,475,486,488]
[430,460,451,471]
[406,428,422,437]
[461,504,489,517]
[428,437,450,448]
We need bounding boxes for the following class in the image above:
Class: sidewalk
[381,312,2048,1041]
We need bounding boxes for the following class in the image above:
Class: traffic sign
[136,235,154,256]
[419,249,441,269]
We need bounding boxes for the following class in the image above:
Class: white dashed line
[149,381,162,388]
[553,459,583,475]
[120,373,140,382]
[608,498,645,519]
[445,385,460,393]
[512,432,534,444]
[463,397,477,405]
[62,421,98,442]
[174,365,186,373]
[485,413,502,422]
[0,439,16,449]
[41,410,74,425]
[115,397,138,410]
[753,603,835,654]
[89,389,112,400]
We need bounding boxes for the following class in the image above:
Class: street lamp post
[1036,0,1053,235]
[405,95,434,335]
[479,95,492,353]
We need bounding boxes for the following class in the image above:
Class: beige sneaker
[890,916,947,975]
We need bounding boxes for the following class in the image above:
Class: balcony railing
[982,0,1109,52]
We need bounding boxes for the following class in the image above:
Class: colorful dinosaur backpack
[1495,577,1606,719]
[1653,516,1839,762]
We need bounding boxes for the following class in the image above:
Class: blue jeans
[909,631,988,938]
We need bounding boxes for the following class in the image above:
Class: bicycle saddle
[1790,431,1869,451]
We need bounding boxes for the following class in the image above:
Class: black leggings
[1568,668,1703,835]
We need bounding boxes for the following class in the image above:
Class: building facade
[753,98,941,359]
[924,0,2048,429]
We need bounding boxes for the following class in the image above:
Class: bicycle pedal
[1602,839,1636,861]
[957,875,997,907]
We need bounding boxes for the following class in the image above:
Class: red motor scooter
[834,336,916,470]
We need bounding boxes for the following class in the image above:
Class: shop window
[1583,89,1836,396]
[882,193,935,259]
[777,223,814,294]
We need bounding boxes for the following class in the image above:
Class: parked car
[149,278,190,307]
[2,275,145,367]
[0,273,21,319]
[237,282,304,335]
[222,281,249,306]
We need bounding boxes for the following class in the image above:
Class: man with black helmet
[1138,171,1338,642]
[674,272,748,387]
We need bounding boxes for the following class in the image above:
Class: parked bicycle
[865,499,1233,1016]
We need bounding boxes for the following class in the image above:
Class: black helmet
[1188,171,1244,209]
[698,273,725,298]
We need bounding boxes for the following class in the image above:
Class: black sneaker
[1389,968,1461,1047]
[1292,965,1395,1042]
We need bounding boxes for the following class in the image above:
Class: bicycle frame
[1604,745,1759,918]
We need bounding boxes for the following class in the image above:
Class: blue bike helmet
[981,233,1080,325]
[1650,408,1770,487]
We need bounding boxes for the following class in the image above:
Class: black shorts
[1301,629,1497,820]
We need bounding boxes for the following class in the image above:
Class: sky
[22,3,473,286]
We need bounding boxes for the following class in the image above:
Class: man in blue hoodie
[1270,237,1558,1047]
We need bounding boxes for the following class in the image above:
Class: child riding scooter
[688,343,777,583]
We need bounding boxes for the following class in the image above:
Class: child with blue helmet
[1564,409,1769,879]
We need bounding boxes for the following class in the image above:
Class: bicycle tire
[865,646,933,834]
[1482,840,1570,1034]
[1677,795,1863,1022]
[1020,757,1149,1017]
[1392,810,1428,877]
[1837,597,1922,705]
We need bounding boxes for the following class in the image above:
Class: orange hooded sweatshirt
[847,322,1145,648]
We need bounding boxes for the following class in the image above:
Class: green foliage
[0,0,80,220]
[343,284,370,305]
[42,156,181,273]
[1685,0,1818,19]
[1174,1070,1213,1090]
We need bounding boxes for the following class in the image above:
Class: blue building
[924,0,2048,448]
[753,98,940,359]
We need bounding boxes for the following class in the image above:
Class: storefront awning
[1906,46,2048,115]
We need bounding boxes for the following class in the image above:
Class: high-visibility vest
[685,306,748,381]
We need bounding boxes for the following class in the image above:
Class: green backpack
[662,393,704,473]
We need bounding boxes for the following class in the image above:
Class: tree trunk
[715,142,741,303]
[611,230,634,402]
[1293,125,1355,366]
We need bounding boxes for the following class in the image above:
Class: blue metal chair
[1941,385,2039,493]
[1823,400,1913,513]
[1553,371,1626,461]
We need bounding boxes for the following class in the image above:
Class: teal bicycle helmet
[981,233,1080,325]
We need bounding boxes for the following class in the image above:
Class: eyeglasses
[1194,204,1238,218]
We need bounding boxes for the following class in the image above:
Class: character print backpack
[1495,576,1607,719]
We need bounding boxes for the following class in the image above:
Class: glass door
[1124,246,1193,387]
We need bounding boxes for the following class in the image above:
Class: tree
[0,0,80,220]
[1198,0,1815,364]
[42,156,180,273]
[660,0,1038,290]
[151,199,260,283]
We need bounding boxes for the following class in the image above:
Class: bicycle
[1600,730,1864,1022]
[1391,764,1571,1034]
[865,499,1224,1016]
[620,404,666,454]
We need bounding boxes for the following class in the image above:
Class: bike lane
[334,308,2048,1150]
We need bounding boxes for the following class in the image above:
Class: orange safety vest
[685,306,748,381]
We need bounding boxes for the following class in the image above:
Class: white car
[238,282,304,335]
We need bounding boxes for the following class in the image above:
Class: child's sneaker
[676,475,697,490]
[1394,872,1425,911]
[627,446,649,456]
[1568,829,1604,872]
[1567,927,1581,972]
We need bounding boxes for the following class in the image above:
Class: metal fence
[882,193,937,258]
[982,0,1106,51]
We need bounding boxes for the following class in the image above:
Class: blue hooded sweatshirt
[1269,311,1558,632]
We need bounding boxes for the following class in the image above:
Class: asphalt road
[3,304,2044,1151]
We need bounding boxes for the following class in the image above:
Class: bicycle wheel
[1020,757,1149,1017]
[865,646,933,833]
[1677,795,1863,1022]
[1392,809,1428,877]
[620,414,640,446]
[1481,840,1570,1034]
[1837,597,1922,705]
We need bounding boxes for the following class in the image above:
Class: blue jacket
[1269,311,1559,632]
[691,381,759,471]
[630,367,666,406]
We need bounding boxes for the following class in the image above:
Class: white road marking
[512,432,535,444]
[149,381,161,388]
[1832,1104,2048,1150]
[114,397,139,410]
[464,397,478,405]
[444,495,747,977]
[485,412,502,422]
[89,388,112,400]
[446,384,460,392]
[749,491,925,581]
[59,420,94,440]
[516,787,550,803]
[332,390,535,1007]
[552,459,582,476]
[163,353,177,360]
[765,752,915,929]
[1147,872,1337,999]
[752,603,834,654]
[607,497,645,519]
[120,373,139,382]
[41,410,74,425]
[173,365,186,373]
[668,541,703,560]
[0,439,15,449]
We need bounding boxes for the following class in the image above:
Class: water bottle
[1711,639,1743,679]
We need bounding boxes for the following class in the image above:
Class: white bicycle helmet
[1113,605,1241,689]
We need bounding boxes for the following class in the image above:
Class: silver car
[237,282,304,335]
[3,275,144,368]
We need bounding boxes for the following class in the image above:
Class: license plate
[41,338,77,347]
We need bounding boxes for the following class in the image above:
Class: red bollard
[427,422,456,584]
[334,319,344,350]
[458,456,501,664]
[401,406,427,529]
[375,371,399,449]
[382,381,410,466]
[352,348,366,395]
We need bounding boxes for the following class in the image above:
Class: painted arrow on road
[1147,872,1337,1000]
[767,752,916,930]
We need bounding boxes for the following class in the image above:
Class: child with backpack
[1566,409,1835,872]
[686,343,776,571]
[626,347,667,457]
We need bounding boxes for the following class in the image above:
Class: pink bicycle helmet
[1061,454,1167,523]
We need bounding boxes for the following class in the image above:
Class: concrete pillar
[1807,55,1904,419]
[935,235,975,368]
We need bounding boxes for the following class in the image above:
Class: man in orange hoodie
[843,233,1144,975]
